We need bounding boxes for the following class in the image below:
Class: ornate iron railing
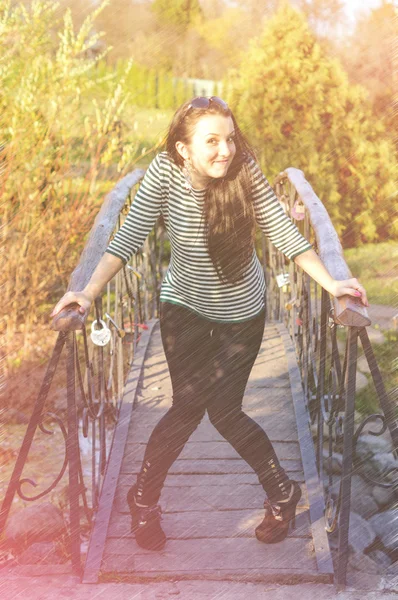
[2,162,396,588]
[268,167,398,588]
[0,168,165,576]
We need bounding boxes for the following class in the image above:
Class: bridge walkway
[83,321,334,584]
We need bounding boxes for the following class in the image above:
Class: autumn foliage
[0,0,141,366]
[1,0,397,378]
[225,3,397,247]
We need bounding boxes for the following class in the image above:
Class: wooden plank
[120,458,304,477]
[245,378,291,388]
[117,472,305,488]
[124,440,301,461]
[138,375,171,393]
[128,392,299,418]
[102,537,317,574]
[106,507,312,539]
[99,567,331,584]
[114,482,309,514]
[127,417,300,443]
[127,391,301,442]
[82,319,158,584]
[133,381,295,410]
[277,323,334,578]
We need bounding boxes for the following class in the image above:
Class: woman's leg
[205,310,292,502]
[133,302,214,506]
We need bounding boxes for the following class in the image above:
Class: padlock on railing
[90,319,111,346]
[291,198,305,221]
[328,308,345,329]
[285,296,299,311]
[105,313,126,338]
[127,265,142,279]
[276,272,290,288]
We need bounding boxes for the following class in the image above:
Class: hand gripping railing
[0,168,164,577]
[265,167,398,589]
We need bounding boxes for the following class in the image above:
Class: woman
[51,96,368,552]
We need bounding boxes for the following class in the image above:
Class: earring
[182,158,193,192]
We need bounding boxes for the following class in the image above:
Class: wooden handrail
[275,168,371,328]
[51,169,145,332]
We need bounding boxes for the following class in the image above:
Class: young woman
[51,96,368,551]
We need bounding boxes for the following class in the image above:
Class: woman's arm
[294,248,369,307]
[247,159,368,307]
[51,252,124,317]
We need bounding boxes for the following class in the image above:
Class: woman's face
[179,114,236,189]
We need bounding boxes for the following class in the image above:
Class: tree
[293,0,347,38]
[226,2,397,246]
[151,0,203,30]
[57,0,155,62]
[0,0,140,358]
[194,6,245,72]
[333,1,396,138]
[234,0,347,43]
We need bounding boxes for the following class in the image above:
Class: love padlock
[291,199,305,221]
[285,296,297,310]
[90,319,111,346]
[276,272,290,288]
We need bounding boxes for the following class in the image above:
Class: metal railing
[0,168,165,577]
[2,162,396,588]
[267,167,398,588]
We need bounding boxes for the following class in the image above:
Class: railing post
[115,272,124,404]
[336,326,358,590]
[143,238,150,319]
[66,331,82,576]
[358,328,398,454]
[316,288,328,477]
[0,332,66,535]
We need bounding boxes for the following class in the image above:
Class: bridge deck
[83,321,334,584]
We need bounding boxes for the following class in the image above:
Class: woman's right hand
[50,290,94,318]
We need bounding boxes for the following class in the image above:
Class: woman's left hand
[332,278,369,307]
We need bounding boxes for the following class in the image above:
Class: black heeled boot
[255,480,302,544]
[126,460,166,551]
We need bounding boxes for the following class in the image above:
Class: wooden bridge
[82,319,333,584]
[2,166,395,592]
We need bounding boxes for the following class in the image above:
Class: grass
[107,105,174,166]
[126,107,174,144]
[344,242,398,306]
[356,328,398,416]
[74,101,174,168]
[336,327,398,416]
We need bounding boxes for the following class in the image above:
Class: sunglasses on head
[185,96,229,114]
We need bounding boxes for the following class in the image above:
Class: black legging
[134,301,290,505]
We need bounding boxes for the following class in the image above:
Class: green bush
[1,0,141,365]
[226,3,397,247]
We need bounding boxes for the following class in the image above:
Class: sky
[342,0,388,29]
[302,0,390,39]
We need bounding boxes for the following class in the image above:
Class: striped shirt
[105,151,312,322]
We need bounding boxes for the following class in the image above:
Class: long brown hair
[166,99,257,284]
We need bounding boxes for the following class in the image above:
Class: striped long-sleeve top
[105,151,312,322]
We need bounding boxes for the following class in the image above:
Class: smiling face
[176,114,236,189]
